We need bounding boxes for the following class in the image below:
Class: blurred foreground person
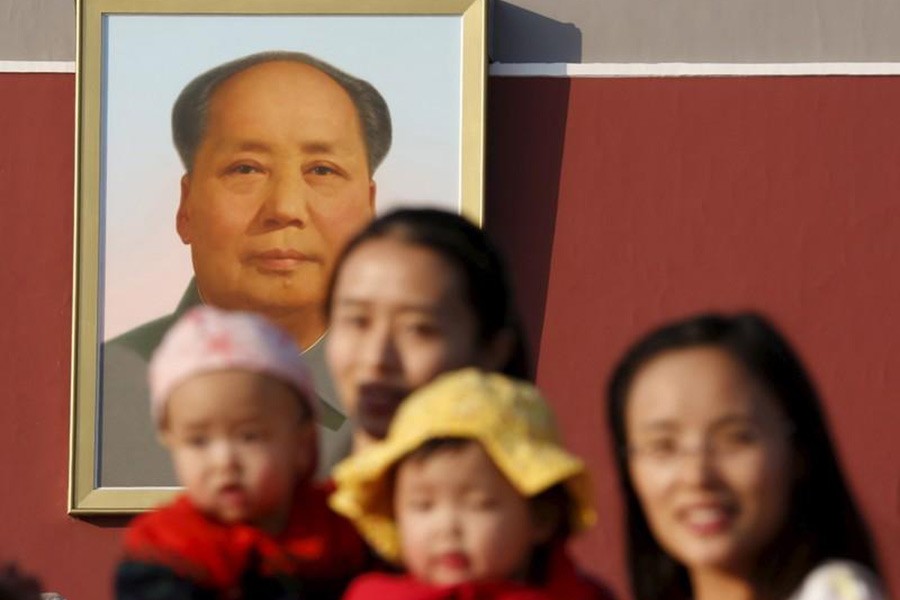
[332,369,615,599]
[607,312,886,600]
[325,208,531,457]
[116,307,366,599]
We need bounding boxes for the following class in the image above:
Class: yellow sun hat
[329,368,596,562]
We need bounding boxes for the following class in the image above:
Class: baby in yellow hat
[330,368,613,600]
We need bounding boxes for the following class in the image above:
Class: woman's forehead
[625,347,782,426]
[336,238,465,304]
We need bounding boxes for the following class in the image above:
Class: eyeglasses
[627,421,793,468]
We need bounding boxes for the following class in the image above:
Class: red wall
[486,76,900,597]
[0,73,122,598]
[1,72,898,599]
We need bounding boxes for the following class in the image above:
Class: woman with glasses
[606,312,885,600]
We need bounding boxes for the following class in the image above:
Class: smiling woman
[606,312,886,600]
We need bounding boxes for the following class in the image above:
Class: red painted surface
[0,73,122,598]
[487,76,900,598]
[1,72,898,599]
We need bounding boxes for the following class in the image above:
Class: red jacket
[118,483,367,599]
[343,546,615,600]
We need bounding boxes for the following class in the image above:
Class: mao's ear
[367,180,376,213]
[176,174,192,244]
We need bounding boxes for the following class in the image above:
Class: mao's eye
[223,161,263,177]
[308,165,337,176]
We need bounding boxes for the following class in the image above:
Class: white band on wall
[0,61,76,73]
[490,62,900,77]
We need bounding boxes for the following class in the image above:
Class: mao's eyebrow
[300,141,339,155]
[215,140,273,154]
[214,139,350,157]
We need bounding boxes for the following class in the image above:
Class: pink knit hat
[148,306,317,426]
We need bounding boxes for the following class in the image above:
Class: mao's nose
[260,171,310,227]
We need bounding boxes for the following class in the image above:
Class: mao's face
[177,60,375,341]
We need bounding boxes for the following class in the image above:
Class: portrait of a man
[100,51,392,486]
[69,6,484,509]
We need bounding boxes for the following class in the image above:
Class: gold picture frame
[70,0,486,513]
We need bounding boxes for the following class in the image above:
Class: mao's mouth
[248,248,319,271]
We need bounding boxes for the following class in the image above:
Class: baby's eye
[467,495,499,511]
[238,429,265,443]
[402,320,441,338]
[403,497,434,512]
[185,434,208,448]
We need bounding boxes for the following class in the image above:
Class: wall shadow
[484,75,570,371]
[490,1,582,63]
[78,515,133,528]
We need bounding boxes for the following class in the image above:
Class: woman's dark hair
[325,207,531,379]
[606,312,882,600]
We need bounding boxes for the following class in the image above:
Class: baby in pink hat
[116,306,368,600]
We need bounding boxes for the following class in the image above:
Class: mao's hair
[326,208,531,380]
[172,51,392,175]
[606,312,882,600]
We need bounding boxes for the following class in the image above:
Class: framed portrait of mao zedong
[70,0,487,513]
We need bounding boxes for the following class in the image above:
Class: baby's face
[162,370,315,534]
[393,441,542,586]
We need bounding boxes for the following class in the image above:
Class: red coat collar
[123,483,366,591]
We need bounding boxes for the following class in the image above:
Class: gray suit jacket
[99,280,352,486]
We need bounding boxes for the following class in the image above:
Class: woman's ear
[478,327,515,373]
